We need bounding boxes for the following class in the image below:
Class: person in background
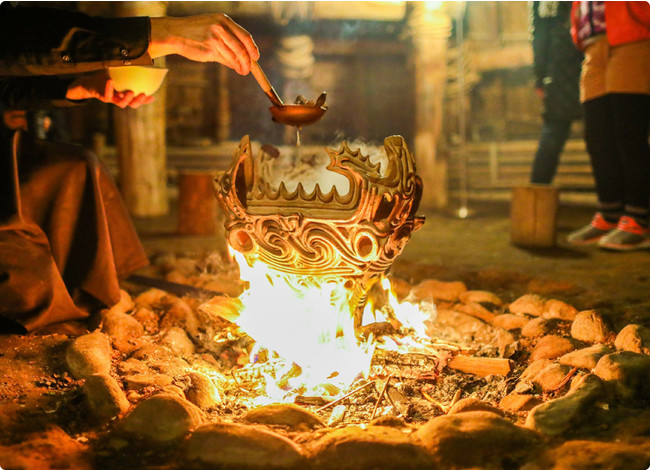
[529,1,583,185]
[0,3,260,333]
[567,1,650,251]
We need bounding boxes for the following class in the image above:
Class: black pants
[530,117,573,184]
[583,93,650,211]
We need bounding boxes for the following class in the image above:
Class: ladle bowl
[269,94,328,127]
[250,61,328,128]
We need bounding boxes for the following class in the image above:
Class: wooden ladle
[250,61,328,128]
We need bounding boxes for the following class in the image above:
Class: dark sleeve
[0,76,78,110]
[530,2,550,89]
[0,3,151,76]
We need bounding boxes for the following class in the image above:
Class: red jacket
[571,1,650,50]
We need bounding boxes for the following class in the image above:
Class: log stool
[510,185,559,248]
[177,171,219,236]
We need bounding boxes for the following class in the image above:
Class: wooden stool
[177,171,219,236]
[510,185,559,248]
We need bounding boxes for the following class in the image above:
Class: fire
[224,249,435,403]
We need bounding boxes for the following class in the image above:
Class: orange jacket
[571,1,650,50]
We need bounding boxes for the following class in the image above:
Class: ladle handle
[250,61,284,107]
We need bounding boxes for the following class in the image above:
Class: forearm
[0,3,151,76]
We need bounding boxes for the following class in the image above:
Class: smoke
[259,140,390,196]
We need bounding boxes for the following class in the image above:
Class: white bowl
[107,65,168,96]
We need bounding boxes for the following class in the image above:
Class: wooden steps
[448,139,595,191]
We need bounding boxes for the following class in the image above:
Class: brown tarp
[0,132,148,331]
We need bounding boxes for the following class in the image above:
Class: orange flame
[226,249,434,402]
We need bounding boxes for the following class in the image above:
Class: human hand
[149,14,260,75]
[66,70,155,109]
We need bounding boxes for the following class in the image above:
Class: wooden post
[215,65,231,143]
[409,4,452,211]
[510,185,559,248]
[177,171,219,236]
[112,1,169,217]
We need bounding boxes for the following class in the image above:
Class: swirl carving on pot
[214,135,425,319]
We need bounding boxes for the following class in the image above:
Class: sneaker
[598,216,650,251]
[567,212,617,245]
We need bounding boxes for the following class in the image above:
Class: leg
[609,93,650,226]
[582,95,625,219]
[530,117,573,184]
[567,95,622,245]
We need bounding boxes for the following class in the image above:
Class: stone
[543,299,578,321]
[108,290,135,315]
[524,374,605,436]
[173,256,199,274]
[570,310,612,344]
[311,425,434,470]
[613,409,650,440]
[242,403,324,431]
[160,385,186,399]
[509,294,546,317]
[120,394,202,442]
[457,302,496,323]
[187,422,305,469]
[66,332,113,380]
[0,426,93,470]
[151,251,176,271]
[411,279,467,302]
[416,411,540,469]
[132,344,189,376]
[593,351,650,403]
[432,309,494,340]
[521,318,557,338]
[521,359,554,381]
[160,327,195,358]
[522,440,650,470]
[160,299,201,337]
[166,269,189,284]
[559,344,612,370]
[202,277,246,298]
[491,314,530,331]
[532,363,573,393]
[100,309,145,354]
[459,290,503,307]
[499,393,544,413]
[184,372,221,410]
[83,374,130,420]
[614,324,650,355]
[494,328,518,358]
[134,288,171,309]
[530,335,576,361]
[447,397,503,416]
[124,373,174,391]
[132,307,159,334]
[117,357,149,376]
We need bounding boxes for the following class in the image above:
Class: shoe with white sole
[598,216,650,251]
[567,212,617,245]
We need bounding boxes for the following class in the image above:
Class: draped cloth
[0,132,148,331]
